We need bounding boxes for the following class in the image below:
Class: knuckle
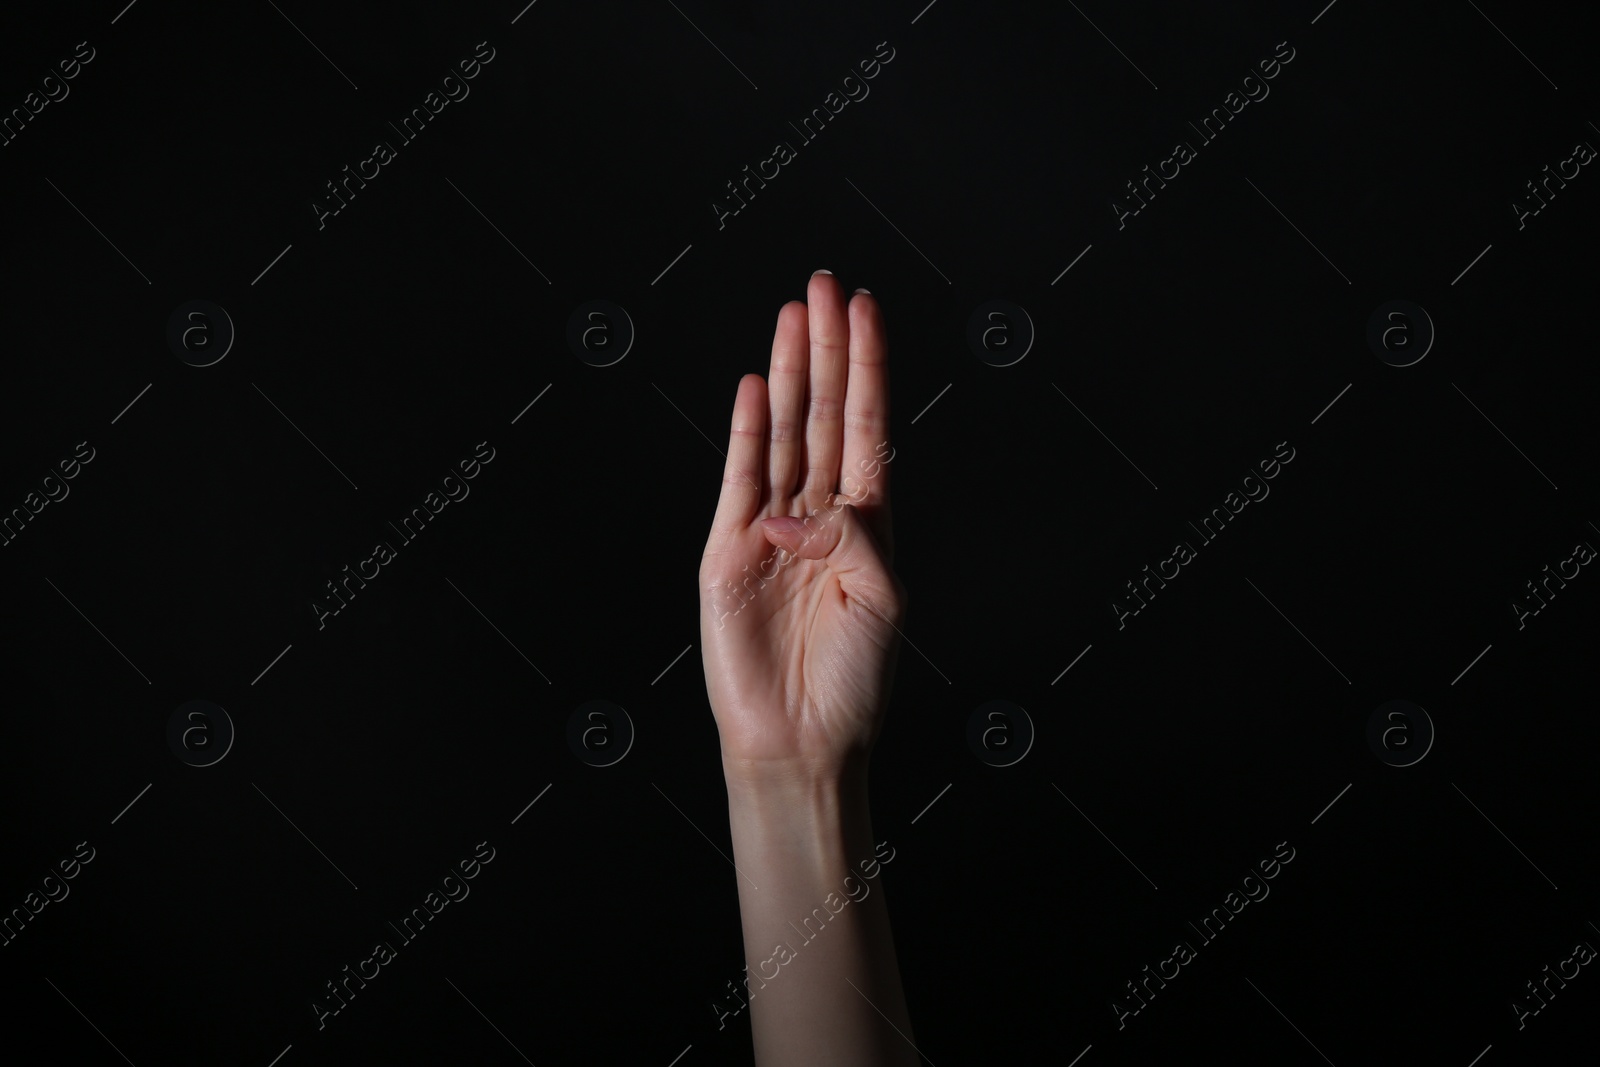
[807,395,841,421]
[803,467,834,493]
[843,406,883,432]
[810,332,849,354]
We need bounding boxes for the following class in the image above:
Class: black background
[2,1,1597,1064]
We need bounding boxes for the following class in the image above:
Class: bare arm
[724,766,916,1066]
[698,271,916,1066]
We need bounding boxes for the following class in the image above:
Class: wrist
[720,739,872,798]
[723,761,874,874]
[724,766,866,821]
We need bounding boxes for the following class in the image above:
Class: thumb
[760,500,894,595]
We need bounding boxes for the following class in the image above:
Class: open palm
[699,272,905,785]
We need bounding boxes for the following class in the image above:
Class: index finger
[839,289,890,509]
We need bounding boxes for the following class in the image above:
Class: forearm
[723,762,918,1067]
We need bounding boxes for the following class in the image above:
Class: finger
[839,288,891,511]
[759,501,901,615]
[802,270,849,509]
[712,373,768,534]
[766,300,809,498]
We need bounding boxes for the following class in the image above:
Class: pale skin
[699,271,917,1067]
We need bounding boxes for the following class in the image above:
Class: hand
[699,271,905,787]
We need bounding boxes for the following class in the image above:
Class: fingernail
[854,287,871,295]
[812,269,832,276]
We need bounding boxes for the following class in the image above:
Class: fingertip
[848,288,881,325]
[759,515,804,552]
[733,372,766,411]
[773,300,809,349]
